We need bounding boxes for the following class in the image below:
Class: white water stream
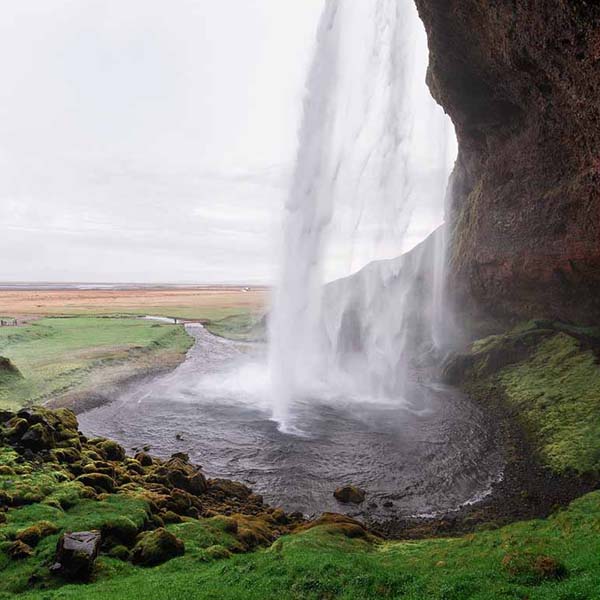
[269,0,456,430]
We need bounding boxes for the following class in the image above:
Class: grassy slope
[0,318,192,410]
[455,322,600,474]
[1,438,600,600]
[204,313,266,341]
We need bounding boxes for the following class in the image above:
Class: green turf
[204,313,266,341]
[0,317,192,410]
[2,441,600,600]
[457,322,600,474]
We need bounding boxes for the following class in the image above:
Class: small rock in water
[383,500,394,508]
[142,445,151,452]
[51,530,101,580]
[175,433,183,441]
[333,485,366,504]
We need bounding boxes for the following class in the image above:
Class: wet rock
[188,472,208,495]
[334,485,366,504]
[51,530,101,580]
[131,528,184,567]
[414,0,600,329]
[210,479,252,501]
[135,452,153,467]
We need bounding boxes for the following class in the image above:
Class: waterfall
[269,0,456,430]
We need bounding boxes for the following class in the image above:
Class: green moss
[498,333,600,473]
[450,322,600,474]
[131,528,185,567]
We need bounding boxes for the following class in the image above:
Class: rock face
[414,1,600,331]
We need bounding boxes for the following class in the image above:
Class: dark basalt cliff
[414,0,600,331]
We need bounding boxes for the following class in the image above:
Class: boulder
[51,530,102,581]
[21,423,53,451]
[99,440,126,462]
[134,452,153,467]
[130,528,184,567]
[334,485,366,504]
[75,473,115,493]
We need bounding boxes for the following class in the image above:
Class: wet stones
[134,451,153,467]
[334,485,366,504]
[51,531,102,580]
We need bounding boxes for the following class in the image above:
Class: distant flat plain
[0,285,268,321]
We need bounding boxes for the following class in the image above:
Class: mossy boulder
[131,528,184,566]
[204,544,232,561]
[107,544,130,561]
[75,473,115,493]
[99,440,126,462]
[100,516,140,546]
[15,521,58,547]
[21,423,53,450]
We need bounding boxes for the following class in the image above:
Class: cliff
[414,0,600,331]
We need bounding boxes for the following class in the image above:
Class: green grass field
[1,440,599,600]
[0,317,192,410]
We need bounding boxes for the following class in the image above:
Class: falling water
[269,0,456,429]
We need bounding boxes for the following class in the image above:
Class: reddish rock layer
[414,0,600,331]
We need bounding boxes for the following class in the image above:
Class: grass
[204,313,266,341]
[3,454,600,600]
[457,321,600,474]
[0,317,192,410]
[2,443,600,600]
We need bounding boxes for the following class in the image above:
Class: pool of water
[79,325,503,521]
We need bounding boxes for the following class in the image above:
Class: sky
[0,0,323,283]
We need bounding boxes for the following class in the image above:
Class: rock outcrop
[414,0,600,331]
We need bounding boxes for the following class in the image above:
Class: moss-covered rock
[131,528,184,566]
[75,473,115,493]
[134,452,153,467]
[99,440,125,462]
[6,540,33,560]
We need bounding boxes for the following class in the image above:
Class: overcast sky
[0,0,323,283]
